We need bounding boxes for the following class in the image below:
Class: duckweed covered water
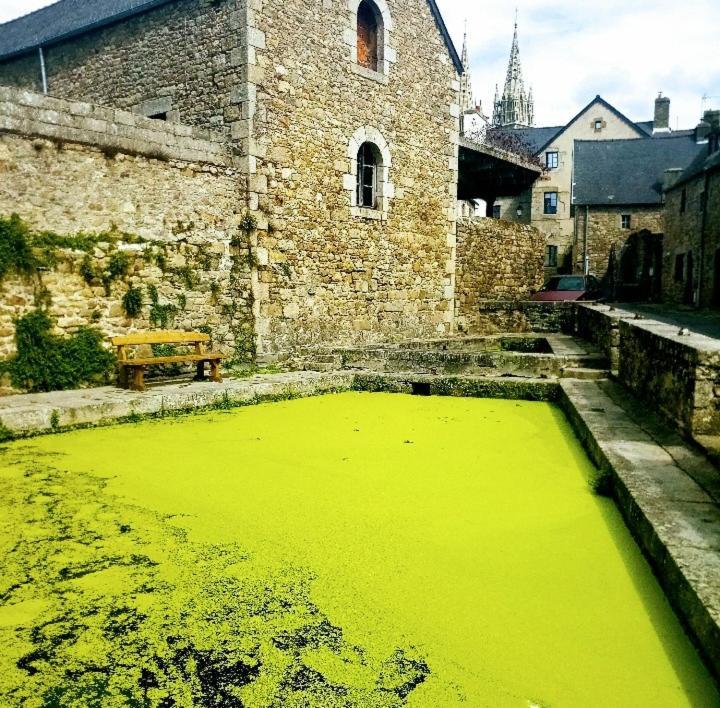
[0,392,717,706]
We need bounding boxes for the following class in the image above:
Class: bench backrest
[111,331,210,347]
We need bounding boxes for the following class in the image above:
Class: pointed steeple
[458,20,475,113]
[492,12,534,128]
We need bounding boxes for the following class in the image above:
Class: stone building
[662,111,720,307]
[573,134,703,288]
[495,94,690,275]
[491,18,533,129]
[0,0,465,357]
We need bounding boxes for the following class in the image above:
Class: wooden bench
[111,331,224,392]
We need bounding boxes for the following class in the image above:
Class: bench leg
[130,366,146,392]
[118,365,129,389]
[210,360,222,383]
[195,361,206,381]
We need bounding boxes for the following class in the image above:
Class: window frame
[492,204,501,219]
[545,245,558,268]
[545,151,559,170]
[621,214,631,229]
[543,191,559,215]
[348,0,394,81]
[346,126,393,219]
[356,142,379,209]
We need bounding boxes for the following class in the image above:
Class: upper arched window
[357,1,380,71]
[357,142,381,208]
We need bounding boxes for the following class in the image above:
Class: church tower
[458,23,474,113]
[492,15,534,128]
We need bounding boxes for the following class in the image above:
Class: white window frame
[345,126,393,220]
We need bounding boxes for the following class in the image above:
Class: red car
[530,275,603,302]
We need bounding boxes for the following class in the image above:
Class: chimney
[653,93,670,133]
[696,119,711,144]
[704,109,720,130]
[663,168,683,192]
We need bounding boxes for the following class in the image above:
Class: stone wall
[246,0,460,354]
[575,205,663,278]
[455,217,545,332]
[618,319,720,435]
[0,0,244,136]
[663,170,720,307]
[469,301,576,335]
[576,304,720,436]
[0,89,252,363]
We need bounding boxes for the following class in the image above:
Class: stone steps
[561,367,610,380]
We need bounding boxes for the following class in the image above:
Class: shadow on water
[547,405,719,703]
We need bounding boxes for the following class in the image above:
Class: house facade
[662,111,720,306]
[573,135,704,286]
[0,0,463,356]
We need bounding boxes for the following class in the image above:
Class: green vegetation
[0,214,38,281]
[0,395,716,705]
[3,310,114,393]
[121,285,143,318]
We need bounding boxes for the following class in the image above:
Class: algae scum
[0,393,717,706]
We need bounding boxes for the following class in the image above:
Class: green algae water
[0,392,717,706]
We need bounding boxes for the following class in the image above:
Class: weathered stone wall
[618,319,720,435]
[455,218,545,332]
[575,304,621,372]
[576,304,720,436]
[0,0,244,136]
[663,171,720,306]
[470,301,576,335]
[575,205,663,278]
[0,90,252,362]
[249,0,460,354]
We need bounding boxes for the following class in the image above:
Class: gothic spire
[492,13,534,128]
[459,20,474,113]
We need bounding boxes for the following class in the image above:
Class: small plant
[174,266,197,290]
[108,250,131,280]
[49,410,61,432]
[155,252,167,272]
[177,293,187,311]
[589,469,613,497]
[209,280,221,303]
[147,284,159,305]
[0,419,14,443]
[239,212,257,234]
[0,214,38,281]
[79,255,98,285]
[122,285,143,318]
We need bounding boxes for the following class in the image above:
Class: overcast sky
[2,0,719,128]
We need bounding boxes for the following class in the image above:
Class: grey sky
[1,0,718,128]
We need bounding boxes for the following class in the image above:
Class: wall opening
[357,1,380,71]
[412,382,431,396]
[357,142,381,209]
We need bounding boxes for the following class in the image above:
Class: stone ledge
[0,372,354,438]
[0,86,232,167]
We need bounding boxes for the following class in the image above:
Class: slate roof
[500,96,649,156]
[503,126,564,153]
[0,0,177,60]
[0,0,464,73]
[573,135,705,206]
[671,143,720,189]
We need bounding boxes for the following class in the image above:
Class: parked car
[530,275,603,302]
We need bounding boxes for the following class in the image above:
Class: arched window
[357,1,380,71]
[357,142,380,208]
